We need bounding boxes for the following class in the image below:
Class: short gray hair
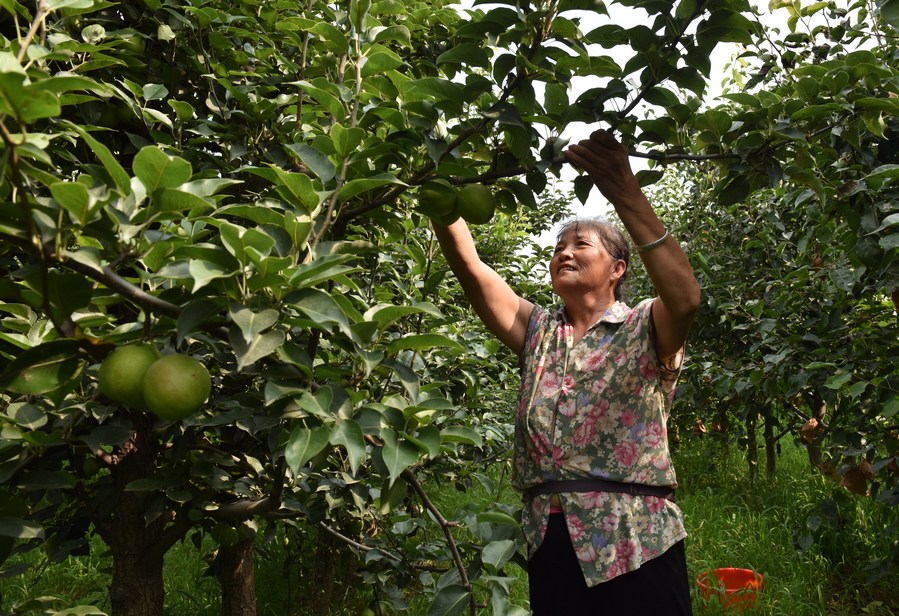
[555,217,630,301]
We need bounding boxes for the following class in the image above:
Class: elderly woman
[432,129,700,614]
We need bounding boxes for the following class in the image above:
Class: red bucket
[696,567,764,612]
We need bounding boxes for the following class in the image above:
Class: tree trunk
[216,537,257,616]
[802,394,829,473]
[106,414,166,616]
[746,406,758,484]
[309,526,338,616]
[764,407,777,480]
[717,401,729,456]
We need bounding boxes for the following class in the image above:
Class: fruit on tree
[416,181,457,218]
[142,353,211,420]
[210,521,239,547]
[456,183,496,225]
[97,343,160,407]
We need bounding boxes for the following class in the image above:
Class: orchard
[0,0,896,615]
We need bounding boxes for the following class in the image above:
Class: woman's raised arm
[432,219,533,356]
[565,129,701,361]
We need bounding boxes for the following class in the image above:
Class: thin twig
[317,521,404,563]
[59,253,182,318]
[18,1,49,64]
[401,467,474,615]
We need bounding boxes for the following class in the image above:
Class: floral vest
[513,299,687,586]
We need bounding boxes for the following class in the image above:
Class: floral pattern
[513,299,687,587]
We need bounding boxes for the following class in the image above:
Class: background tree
[633,0,899,580]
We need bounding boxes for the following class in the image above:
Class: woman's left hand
[564,130,643,209]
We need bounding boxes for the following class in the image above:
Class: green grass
[2,438,897,615]
[676,437,898,616]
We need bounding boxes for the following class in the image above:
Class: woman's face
[549,227,622,298]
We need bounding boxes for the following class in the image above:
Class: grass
[1,437,897,615]
[676,437,898,616]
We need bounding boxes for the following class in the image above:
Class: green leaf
[285,425,330,475]
[288,254,359,288]
[675,0,698,19]
[865,164,899,184]
[230,305,279,342]
[338,173,406,202]
[46,0,94,9]
[372,25,411,47]
[823,370,853,390]
[6,403,47,430]
[350,0,371,33]
[439,426,483,447]
[714,174,751,207]
[330,420,366,474]
[54,606,109,616]
[381,358,420,401]
[152,187,211,213]
[307,22,347,54]
[285,287,355,339]
[62,121,131,194]
[362,49,405,76]
[266,165,323,213]
[573,174,593,205]
[331,123,365,156]
[436,42,490,69]
[295,80,346,120]
[0,74,61,122]
[363,302,442,331]
[51,181,92,225]
[881,0,899,29]
[696,10,756,44]
[378,475,408,514]
[476,510,520,527]
[133,147,192,192]
[177,300,221,341]
[0,516,43,540]
[142,83,168,101]
[229,328,286,371]
[387,333,463,354]
[285,143,337,183]
[482,539,517,570]
[48,271,94,317]
[785,165,824,202]
[427,584,470,616]
[380,428,419,486]
[0,339,84,395]
[870,213,899,234]
[410,425,441,458]
[188,259,235,293]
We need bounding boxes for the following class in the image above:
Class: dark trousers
[528,513,693,615]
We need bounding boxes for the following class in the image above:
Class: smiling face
[549,224,628,303]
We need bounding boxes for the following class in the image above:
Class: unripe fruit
[142,354,211,421]
[211,521,239,547]
[417,181,457,218]
[98,343,160,407]
[456,183,496,225]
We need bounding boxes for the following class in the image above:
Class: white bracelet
[636,228,670,253]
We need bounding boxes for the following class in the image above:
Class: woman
[432,129,700,614]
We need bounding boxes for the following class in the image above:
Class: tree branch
[317,521,403,563]
[401,467,475,615]
[58,252,182,318]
